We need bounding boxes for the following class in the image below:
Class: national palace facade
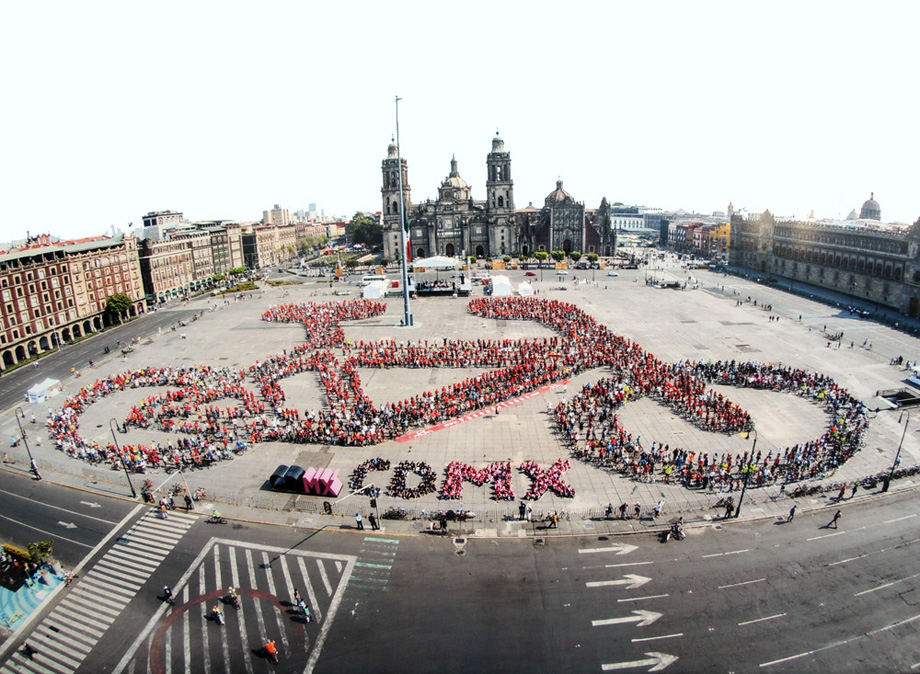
[380,133,616,262]
[731,198,920,318]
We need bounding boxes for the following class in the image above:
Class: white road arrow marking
[586,574,651,590]
[602,652,678,672]
[593,610,662,627]
[579,544,639,555]
[58,521,77,529]
[79,500,101,508]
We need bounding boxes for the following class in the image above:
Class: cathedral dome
[492,130,505,153]
[546,180,572,203]
[860,192,881,220]
[387,139,399,159]
[442,156,468,188]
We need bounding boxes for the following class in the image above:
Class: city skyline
[2,1,917,242]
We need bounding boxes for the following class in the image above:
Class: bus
[361,275,387,286]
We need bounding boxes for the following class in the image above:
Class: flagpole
[395,95,413,326]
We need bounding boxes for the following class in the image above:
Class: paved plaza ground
[3,260,920,536]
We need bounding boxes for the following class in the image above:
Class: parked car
[607,271,619,277]
[525,271,537,277]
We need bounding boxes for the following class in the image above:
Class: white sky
[2,1,917,241]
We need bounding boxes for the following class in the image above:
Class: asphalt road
[2,486,916,673]
[0,470,136,567]
[0,304,201,413]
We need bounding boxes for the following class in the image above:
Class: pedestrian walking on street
[850,483,858,499]
[163,586,175,606]
[369,512,379,530]
[836,485,846,501]
[605,503,614,519]
[787,505,797,522]
[634,503,641,520]
[519,501,527,521]
[184,493,193,511]
[618,502,628,519]
[654,500,664,518]
[354,513,364,530]
[828,510,841,529]
[548,512,558,528]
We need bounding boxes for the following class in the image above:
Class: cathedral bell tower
[486,131,514,256]
[381,138,411,261]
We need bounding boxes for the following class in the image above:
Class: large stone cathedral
[381,133,616,262]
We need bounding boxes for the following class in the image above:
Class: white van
[361,275,387,286]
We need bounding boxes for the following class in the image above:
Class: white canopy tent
[25,378,62,404]
[411,256,458,269]
[490,275,513,297]
[362,280,388,299]
[517,282,534,296]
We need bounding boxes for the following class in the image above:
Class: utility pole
[110,419,138,498]
[734,429,757,518]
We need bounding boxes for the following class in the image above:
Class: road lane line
[182,585,191,674]
[806,531,846,541]
[761,613,920,668]
[299,556,323,624]
[631,633,683,642]
[718,578,766,590]
[829,537,920,566]
[232,548,255,674]
[617,595,669,602]
[199,565,210,674]
[855,572,920,596]
[317,559,333,597]
[883,514,917,524]
[0,488,122,525]
[605,562,655,569]
[0,512,94,548]
[262,550,290,654]
[702,549,749,558]
[739,613,786,626]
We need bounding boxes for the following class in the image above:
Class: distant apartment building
[0,235,145,371]
[241,224,298,269]
[138,237,195,302]
[262,204,290,227]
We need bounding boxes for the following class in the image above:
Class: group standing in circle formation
[41,297,867,498]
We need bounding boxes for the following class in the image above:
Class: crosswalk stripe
[95,558,151,582]
[109,542,164,564]
[50,606,106,638]
[31,627,92,655]
[3,653,60,674]
[78,574,138,598]
[63,594,121,621]
[83,569,142,593]
[122,530,178,550]
[21,633,82,670]
[103,548,161,571]
[298,557,323,624]
[36,623,96,652]
[68,585,126,613]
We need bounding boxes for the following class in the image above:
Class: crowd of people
[556,359,868,489]
[519,459,575,499]
[349,457,390,492]
[386,461,437,499]
[41,296,867,496]
[440,461,514,500]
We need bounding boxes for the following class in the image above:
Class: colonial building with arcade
[380,133,616,262]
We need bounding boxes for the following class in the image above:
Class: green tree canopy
[534,251,549,262]
[229,266,248,275]
[347,212,383,247]
[586,253,599,263]
[105,293,132,317]
[550,250,566,262]
[569,251,582,263]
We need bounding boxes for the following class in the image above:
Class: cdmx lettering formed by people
[41,298,868,503]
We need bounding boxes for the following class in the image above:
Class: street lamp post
[109,418,138,498]
[15,407,41,480]
[395,95,413,327]
[734,429,757,518]
[884,411,909,492]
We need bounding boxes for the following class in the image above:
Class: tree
[587,253,599,264]
[379,257,390,267]
[212,274,226,283]
[534,251,549,264]
[550,250,566,263]
[503,255,512,263]
[569,251,582,263]
[347,212,383,247]
[229,266,248,276]
[344,258,359,269]
[27,540,53,566]
[105,294,132,323]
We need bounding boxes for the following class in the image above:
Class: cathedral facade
[381,133,616,262]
